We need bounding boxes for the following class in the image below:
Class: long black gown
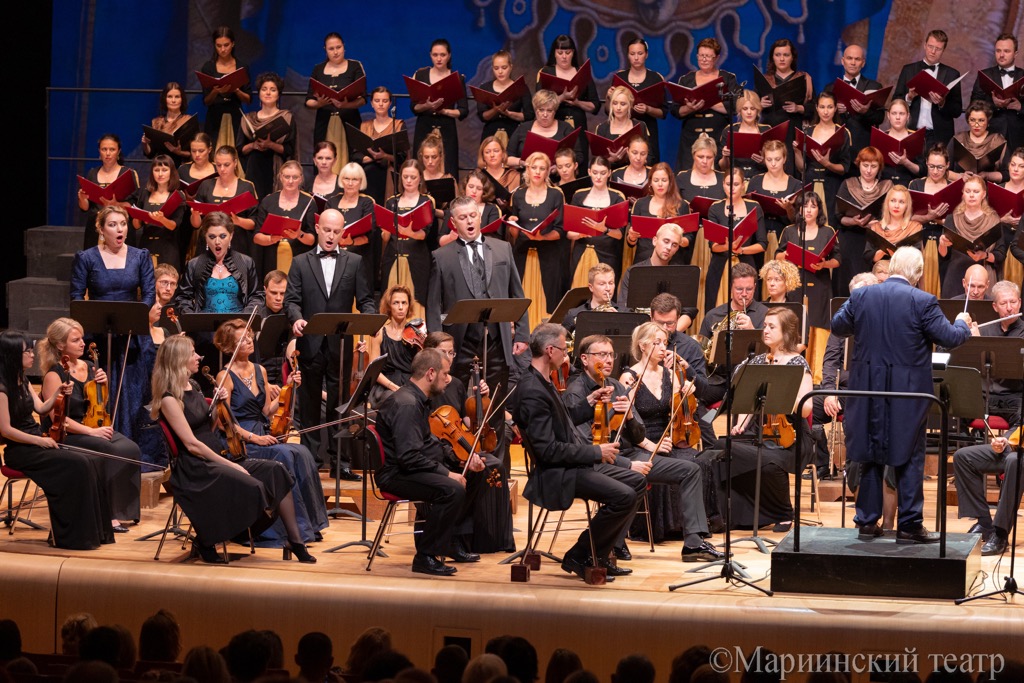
[328,193,378,290]
[199,58,252,145]
[778,223,840,329]
[381,194,434,307]
[673,69,740,169]
[539,65,600,166]
[239,110,297,201]
[569,188,627,280]
[129,188,187,270]
[253,190,316,278]
[164,382,294,546]
[509,185,566,308]
[0,382,114,550]
[306,59,366,147]
[704,199,768,313]
[475,78,535,145]
[411,68,468,177]
[676,169,726,264]
[193,177,259,260]
[612,68,665,164]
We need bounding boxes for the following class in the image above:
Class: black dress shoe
[981,535,1008,556]
[192,542,227,564]
[412,554,457,576]
[896,526,940,545]
[858,523,883,540]
[560,555,615,582]
[111,524,129,534]
[612,543,632,561]
[967,522,994,540]
[682,541,729,562]
[598,559,632,576]
[448,549,481,563]
[336,468,362,482]
[772,521,793,533]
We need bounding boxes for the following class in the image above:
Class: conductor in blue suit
[831,247,977,543]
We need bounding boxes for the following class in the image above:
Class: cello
[82,343,111,429]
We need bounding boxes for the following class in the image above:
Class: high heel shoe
[192,542,227,564]
[283,542,317,564]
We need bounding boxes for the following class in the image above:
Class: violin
[49,355,72,443]
[165,306,182,335]
[269,350,299,437]
[464,356,497,453]
[202,366,247,462]
[590,365,625,445]
[402,318,427,349]
[669,357,701,449]
[429,404,480,463]
[550,360,570,393]
[762,353,796,448]
[81,343,111,429]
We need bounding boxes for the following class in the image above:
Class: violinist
[565,334,722,563]
[422,332,514,554]
[375,348,486,576]
[38,318,142,532]
[151,335,315,564]
[0,331,114,550]
[563,263,622,335]
[725,307,814,532]
[953,419,1022,557]
[212,319,328,546]
[367,284,421,409]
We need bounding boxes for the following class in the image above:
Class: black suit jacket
[970,65,1024,143]
[426,236,529,367]
[284,249,375,358]
[893,61,963,144]
[825,74,886,154]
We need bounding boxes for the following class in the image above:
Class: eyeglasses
[585,351,615,359]
[23,348,34,355]
[440,350,457,358]
[547,344,568,353]
[926,164,947,170]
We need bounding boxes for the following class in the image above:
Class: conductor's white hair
[888,247,923,285]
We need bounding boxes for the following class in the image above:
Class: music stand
[302,313,388,521]
[548,286,590,325]
[322,353,389,555]
[442,299,530,378]
[604,336,633,377]
[707,328,765,373]
[937,299,999,326]
[625,265,700,312]
[256,313,291,359]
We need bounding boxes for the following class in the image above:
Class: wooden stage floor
[1,462,1022,682]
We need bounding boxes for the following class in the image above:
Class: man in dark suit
[893,29,964,150]
[826,45,886,163]
[285,208,375,474]
[831,247,976,543]
[970,34,1024,162]
[511,323,639,581]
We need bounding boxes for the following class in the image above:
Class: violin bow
[209,308,259,417]
[110,332,132,431]
[612,350,654,445]
[461,383,517,477]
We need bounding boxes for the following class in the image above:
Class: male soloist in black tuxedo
[893,29,964,149]
[970,34,1024,161]
[285,208,375,473]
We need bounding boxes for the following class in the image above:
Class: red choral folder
[187,191,258,216]
[373,201,434,235]
[908,178,965,214]
[831,79,893,111]
[985,182,1024,218]
[520,128,581,164]
[701,211,759,246]
[870,127,926,166]
[480,216,504,234]
[309,76,367,105]
[729,121,789,159]
[688,196,716,220]
[585,123,645,159]
[563,202,629,236]
[506,208,560,235]
[340,213,374,239]
[976,72,1024,102]
[538,60,593,95]
[403,72,465,109]
[468,77,528,107]
[743,183,811,219]
[609,180,647,201]
[259,213,302,238]
[664,78,724,111]
[76,173,137,204]
[180,177,208,197]
[795,126,848,157]
[195,67,249,92]
[905,69,968,101]
[611,74,665,109]
[785,232,838,270]
[126,190,183,225]
[629,213,700,239]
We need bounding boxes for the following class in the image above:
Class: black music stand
[706,328,765,376]
[256,313,291,359]
[548,286,591,325]
[624,265,700,312]
[937,299,999,326]
[322,353,389,555]
[69,301,152,373]
[302,313,388,521]
[442,299,530,377]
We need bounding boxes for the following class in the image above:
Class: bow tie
[999,68,1015,77]
[318,250,338,259]
[845,78,857,86]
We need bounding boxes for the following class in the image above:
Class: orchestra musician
[375,348,487,576]
[953,419,1023,557]
[893,29,964,150]
[952,263,991,301]
[831,247,976,543]
[617,222,697,331]
[285,208,375,473]
[979,280,1024,422]
[564,262,622,335]
[511,323,639,581]
[149,263,179,347]
[0,331,114,550]
[255,269,291,387]
[367,285,421,408]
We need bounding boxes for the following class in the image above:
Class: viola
[82,343,111,429]
[429,404,479,463]
[202,366,247,462]
[269,350,299,437]
[48,355,72,443]
[464,356,497,453]
[165,306,182,335]
[762,353,796,448]
[669,356,701,449]
[402,318,427,349]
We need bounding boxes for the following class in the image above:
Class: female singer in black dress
[38,318,141,531]
[328,162,378,288]
[367,285,420,409]
[239,72,296,201]
[724,307,813,530]
[627,161,690,264]
[834,146,891,294]
[505,90,587,169]
[719,90,769,179]
[359,86,406,205]
[308,141,343,202]
[411,39,468,177]
[178,133,216,261]
[212,319,328,546]
[476,50,534,145]
[141,82,195,162]
[673,37,740,170]
[594,86,647,169]
[176,212,263,316]
[677,134,725,265]
[199,26,252,149]
[539,34,599,165]
[381,160,434,310]
[190,146,258,259]
[130,155,186,270]
[151,335,314,564]
[704,168,767,313]
[880,99,923,188]
[253,161,316,278]
[77,134,138,250]
[760,38,813,170]
[610,38,665,164]
[567,156,626,285]
[0,332,115,550]
[938,175,1005,297]
[304,32,366,168]
[610,135,651,194]
[745,139,802,267]
[948,101,1008,183]
[478,136,521,206]
[909,145,958,292]
[793,91,851,226]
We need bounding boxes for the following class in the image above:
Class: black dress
[239,111,297,200]
[165,383,294,546]
[176,163,214,259]
[80,166,139,250]
[253,190,316,278]
[676,169,726,264]
[778,224,840,329]
[510,185,567,307]
[475,79,535,145]
[539,65,600,165]
[612,68,665,164]
[704,200,768,314]
[569,188,626,280]
[306,59,366,146]
[798,124,852,220]
[593,119,648,170]
[760,71,811,174]
[381,194,434,307]
[368,331,418,409]
[744,173,802,238]
[673,70,740,169]
[44,362,142,522]
[328,193,378,290]
[629,195,692,265]
[411,67,468,176]
[0,382,113,550]
[129,188,187,270]
[506,120,588,168]
[193,177,259,260]
[719,123,769,179]
[199,59,252,145]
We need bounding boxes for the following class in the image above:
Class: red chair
[1,459,48,536]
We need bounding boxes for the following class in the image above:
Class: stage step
[771,527,983,599]
[25,225,81,278]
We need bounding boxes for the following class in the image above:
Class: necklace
[861,178,878,193]
[235,364,254,390]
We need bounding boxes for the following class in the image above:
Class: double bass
[81,343,111,429]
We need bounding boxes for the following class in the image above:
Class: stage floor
[1,463,1022,682]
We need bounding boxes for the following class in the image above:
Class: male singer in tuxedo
[826,45,886,162]
[970,34,1023,161]
[893,29,964,149]
[285,208,375,475]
